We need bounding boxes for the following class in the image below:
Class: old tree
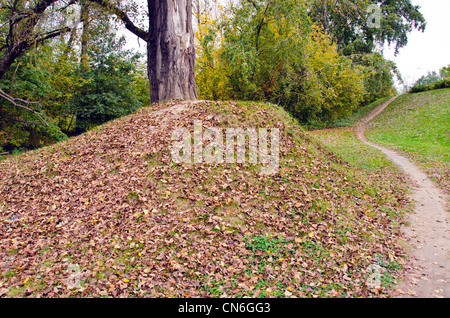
[92,0,198,103]
[0,0,198,105]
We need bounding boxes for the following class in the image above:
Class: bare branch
[0,88,49,126]
[56,0,78,12]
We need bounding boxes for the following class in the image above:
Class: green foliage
[308,0,426,55]
[440,65,450,78]
[196,0,377,125]
[350,52,399,104]
[196,22,230,101]
[369,0,427,54]
[414,71,441,86]
[132,62,152,107]
[323,97,390,129]
[410,78,450,94]
[244,234,288,253]
[0,44,76,150]
[0,19,149,152]
[69,34,144,133]
[410,66,450,93]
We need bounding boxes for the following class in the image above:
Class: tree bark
[0,43,28,79]
[147,0,198,104]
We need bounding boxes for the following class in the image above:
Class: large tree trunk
[147,0,198,104]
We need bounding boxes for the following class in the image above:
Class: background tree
[0,0,149,151]
[0,0,78,150]
[80,0,90,70]
[439,65,450,79]
[197,0,369,124]
[307,0,426,55]
[68,28,144,133]
[0,0,73,79]
[409,66,450,94]
[349,52,401,104]
[194,0,229,100]
[414,71,441,86]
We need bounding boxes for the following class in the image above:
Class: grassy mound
[0,100,410,298]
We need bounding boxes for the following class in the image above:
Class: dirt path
[356,96,449,298]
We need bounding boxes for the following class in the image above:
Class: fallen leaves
[0,101,410,298]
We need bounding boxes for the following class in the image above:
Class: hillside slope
[0,100,409,298]
[366,89,450,196]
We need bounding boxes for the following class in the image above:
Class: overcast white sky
[122,0,450,88]
[383,0,450,87]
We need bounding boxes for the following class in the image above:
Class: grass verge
[366,89,450,196]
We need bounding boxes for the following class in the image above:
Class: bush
[68,35,144,133]
[196,0,397,126]
[410,77,450,93]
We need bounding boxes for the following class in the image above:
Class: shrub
[410,77,450,94]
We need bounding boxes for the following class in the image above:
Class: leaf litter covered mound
[0,101,410,298]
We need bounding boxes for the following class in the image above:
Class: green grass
[307,124,413,293]
[331,97,392,128]
[305,97,392,130]
[307,116,412,222]
[366,89,450,194]
[309,128,399,171]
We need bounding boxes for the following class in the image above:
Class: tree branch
[0,88,49,126]
[8,0,60,26]
[35,26,72,46]
[255,0,272,53]
[246,0,259,10]
[88,0,149,40]
[0,0,65,79]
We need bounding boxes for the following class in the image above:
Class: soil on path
[356,96,449,298]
